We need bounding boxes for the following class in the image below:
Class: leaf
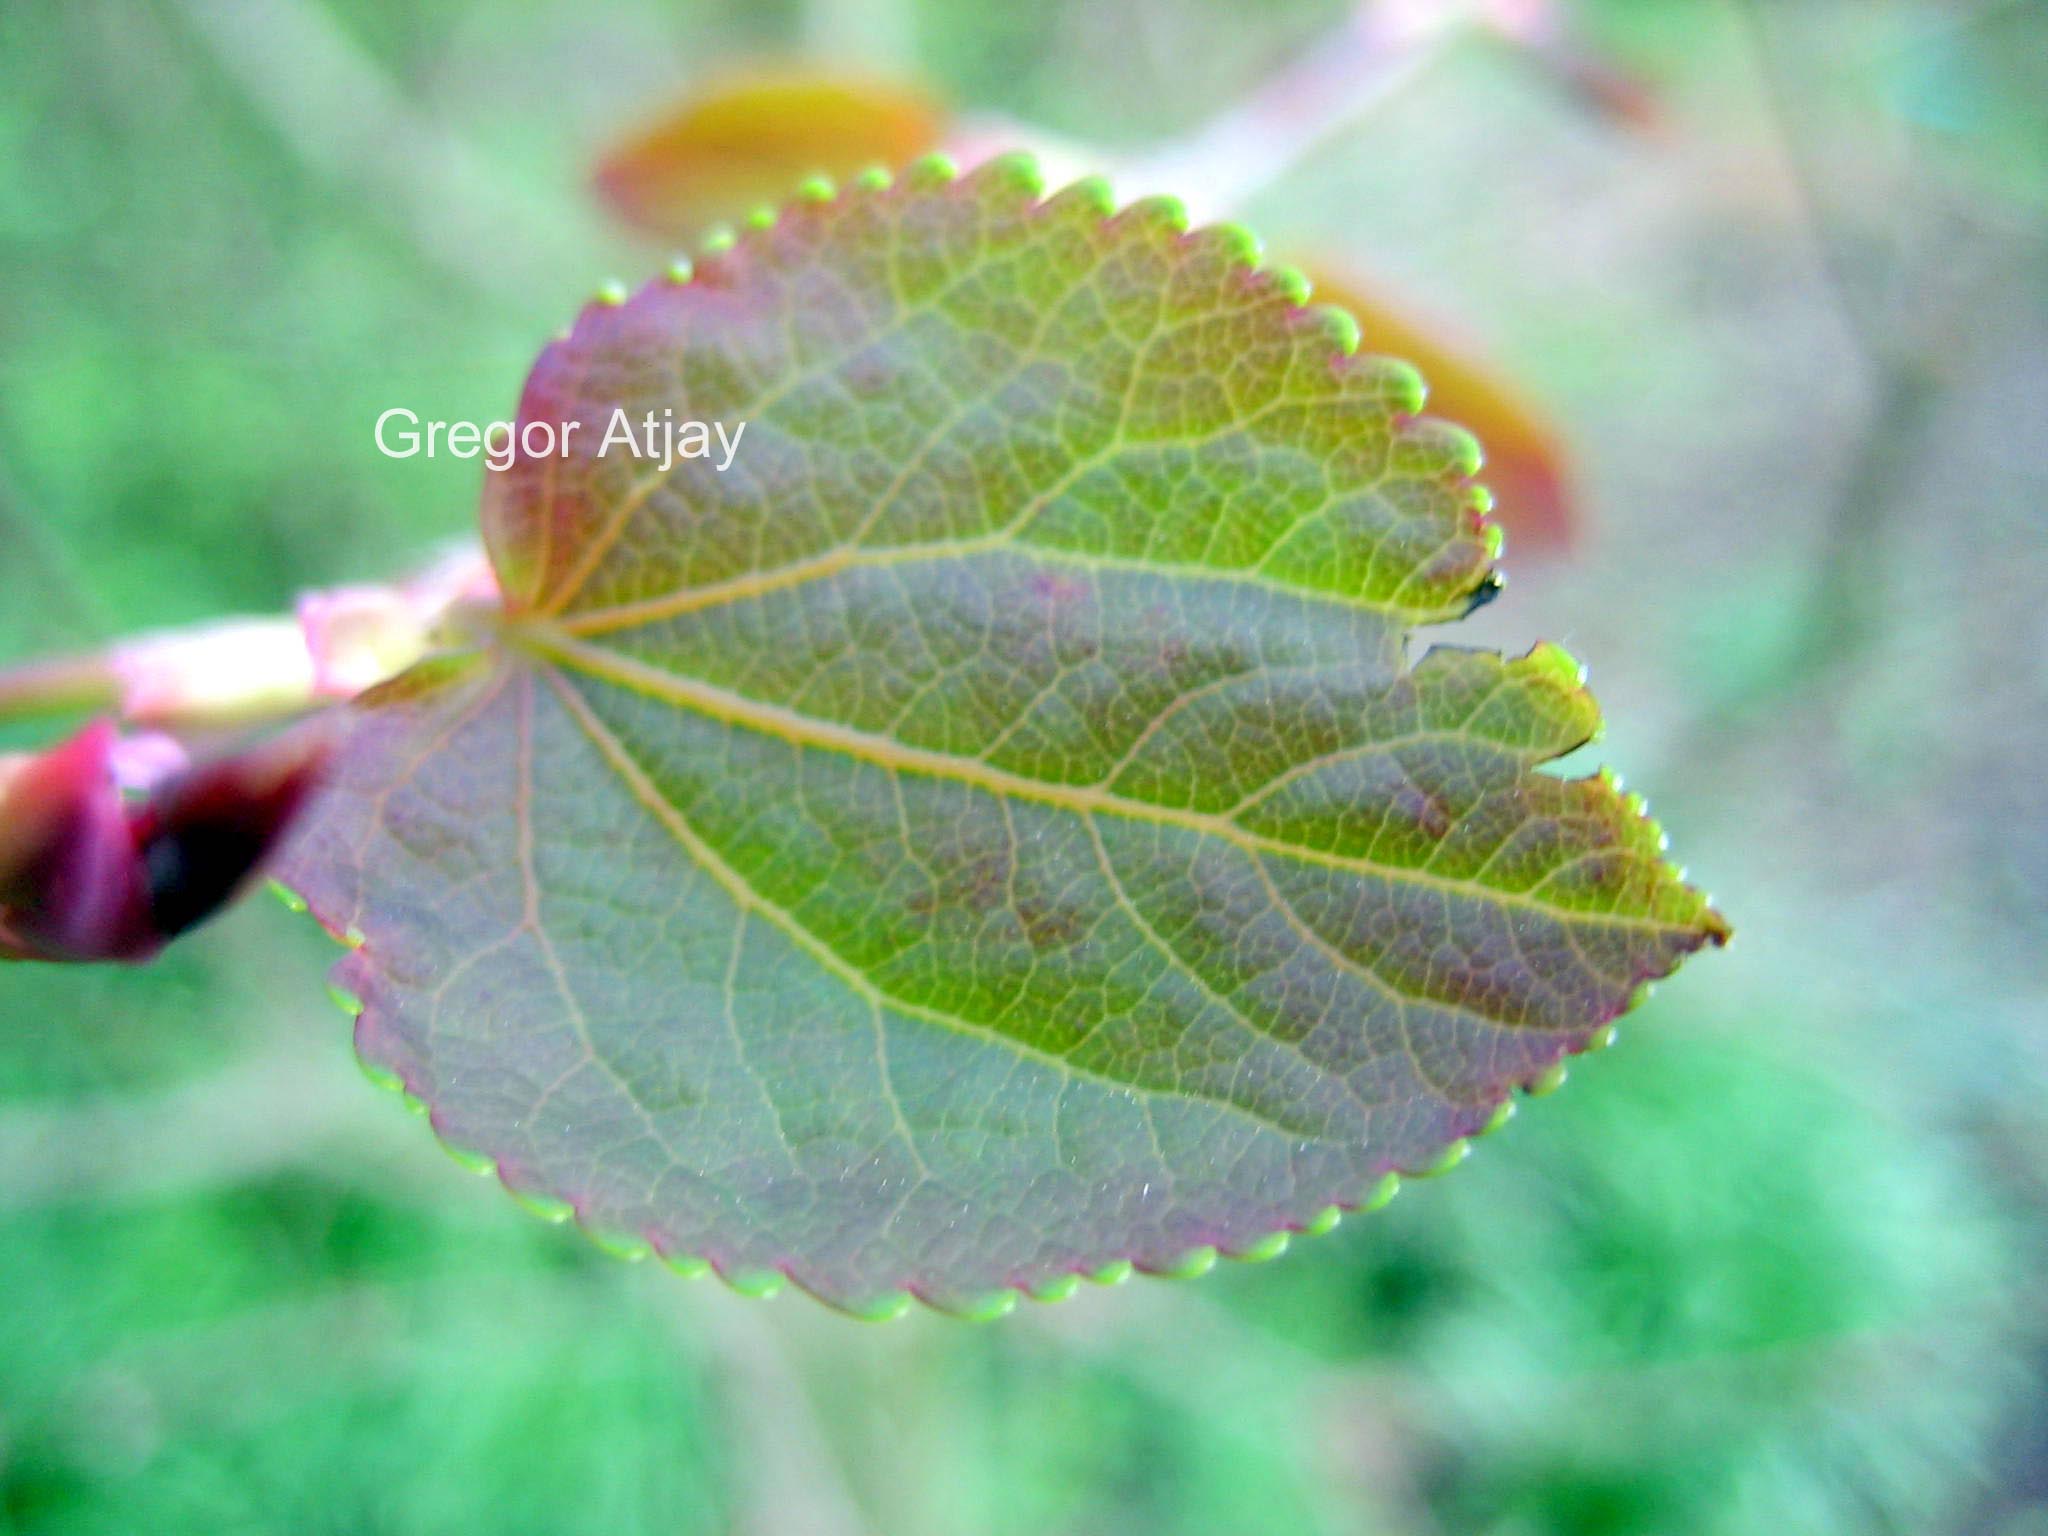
[279,155,1727,1317]
[587,74,1577,553]
[1300,262,1578,553]
[593,70,946,241]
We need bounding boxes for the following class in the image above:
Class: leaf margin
[281,151,1728,1320]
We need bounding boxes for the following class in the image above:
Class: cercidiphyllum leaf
[278,157,1728,1317]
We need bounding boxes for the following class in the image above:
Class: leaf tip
[1462,568,1507,617]
[1144,1244,1219,1281]
[1526,640,1589,691]
[1028,1272,1083,1304]
[981,149,1045,200]
[827,1285,916,1322]
[438,1139,497,1178]
[506,1186,576,1225]
[723,1264,788,1299]
[1311,303,1362,357]
[1199,219,1264,268]
[1121,192,1190,237]
[1407,417,1484,481]
[1365,354,1427,416]
[580,1223,654,1263]
[1056,174,1116,219]
[1302,1203,1345,1237]
[1230,1229,1291,1264]
[906,151,959,186]
[1409,1138,1470,1179]
[659,1249,711,1279]
[943,1288,1020,1322]
[1267,263,1312,306]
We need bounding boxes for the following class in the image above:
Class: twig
[0,544,495,733]
[1115,0,1475,222]
[0,652,126,723]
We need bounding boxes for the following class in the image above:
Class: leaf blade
[283,157,1725,1315]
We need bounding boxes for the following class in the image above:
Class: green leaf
[279,155,1727,1317]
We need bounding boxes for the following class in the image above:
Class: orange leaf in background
[593,71,946,240]
[1303,264,1578,554]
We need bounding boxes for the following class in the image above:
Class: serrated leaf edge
[542,147,1502,631]
[277,857,1697,1320]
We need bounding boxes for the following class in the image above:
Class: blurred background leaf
[592,69,946,237]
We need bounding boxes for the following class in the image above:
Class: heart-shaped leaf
[280,155,1726,1317]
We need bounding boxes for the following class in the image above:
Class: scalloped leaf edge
[282,150,1727,1320]
[278,862,1662,1320]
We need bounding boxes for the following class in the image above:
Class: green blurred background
[2,0,2044,1531]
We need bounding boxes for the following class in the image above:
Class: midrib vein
[517,623,1698,938]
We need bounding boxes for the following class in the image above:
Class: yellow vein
[539,192,1057,617]
[553,535,1449,645]
[547,386,1437,639]
[518,669,682,1161]
[538,662,1322,1141]
[1082,813,1364,1136]
[520,625,1704,939]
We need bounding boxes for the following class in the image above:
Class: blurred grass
[2,1,2045,1533]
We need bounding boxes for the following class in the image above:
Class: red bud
[0,721,154,962]
[0,718,333,964]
